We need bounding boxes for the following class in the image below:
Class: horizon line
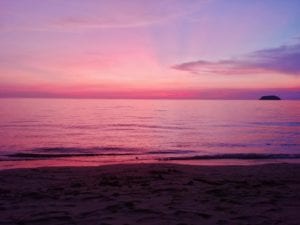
[0,96,298,100]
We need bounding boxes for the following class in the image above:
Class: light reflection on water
[0,98,299,169]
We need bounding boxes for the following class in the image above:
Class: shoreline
[1,152,300,170]
[1,163,300,225]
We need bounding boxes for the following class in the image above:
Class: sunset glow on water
[0,98,299,169]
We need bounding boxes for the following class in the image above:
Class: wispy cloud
[172,42,300,76]
[0,0,207,31]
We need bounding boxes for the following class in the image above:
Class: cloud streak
[0,0,207,31]
[172,42,300,76]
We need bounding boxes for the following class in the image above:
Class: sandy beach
[0,163,300,225]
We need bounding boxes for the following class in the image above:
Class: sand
[0,163,300,225]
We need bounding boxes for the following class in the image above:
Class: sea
[0,98,299,169]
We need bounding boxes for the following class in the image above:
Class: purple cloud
[172,42,300,76]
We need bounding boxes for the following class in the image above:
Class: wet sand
[0,163,300,225]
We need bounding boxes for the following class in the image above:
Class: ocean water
[0,98,299,169]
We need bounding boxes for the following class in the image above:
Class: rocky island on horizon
[259,95,281,100]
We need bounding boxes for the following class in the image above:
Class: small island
[259,95,281,100]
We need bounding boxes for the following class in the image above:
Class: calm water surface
[0,99,299,169]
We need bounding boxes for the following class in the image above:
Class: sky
[0,0,300,99]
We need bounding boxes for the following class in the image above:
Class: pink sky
[0,0,300,99]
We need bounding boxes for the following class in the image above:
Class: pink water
[0,98,299,169]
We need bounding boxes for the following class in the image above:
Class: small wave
[10,120,39,123]
[251,122,300,127]
[6,152,135,159]
[0,147,139,160]
[0,124,59,128]
[280,143,300,147]
[202,143,249,148]
[147,150,196,155]
[161,153,300,161]
[29,147,136,153]
[63,125,100,129]
[110,123,190,130]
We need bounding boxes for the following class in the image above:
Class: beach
[1,163,300,225]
